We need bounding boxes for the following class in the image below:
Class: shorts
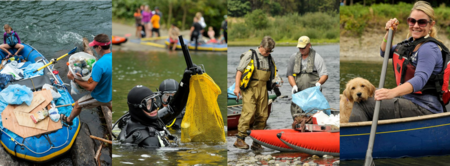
[78,93,111,109]
[151,28,159,33]
[169,38,178,44]
[143,21,150,24]
[135,23,142,27]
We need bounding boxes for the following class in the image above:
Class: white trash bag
[68,52,97,95]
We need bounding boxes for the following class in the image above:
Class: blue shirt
[91,52,112,103]
[381,39,443,113]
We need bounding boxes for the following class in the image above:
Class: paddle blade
[68,47,77,54]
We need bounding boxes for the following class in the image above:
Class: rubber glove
[291,85,298,94]
[315,82,321,87]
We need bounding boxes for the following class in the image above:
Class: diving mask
[161,91,176,105]
[129,93,162,113]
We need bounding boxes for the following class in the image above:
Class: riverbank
[340,29,450,61]
[112,22,193,52]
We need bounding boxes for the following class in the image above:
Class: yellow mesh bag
[181,73,225,142]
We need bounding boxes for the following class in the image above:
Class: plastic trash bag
[42,84,61,100]
[181,73,225,143]
[0,84,33,105]
[68,52,96,81]
[227,83,237,98]
[23,62,44,79]
[0,74,14,90]
[292,86,331,115]
[1,62,23,80]
[70,80,89,95]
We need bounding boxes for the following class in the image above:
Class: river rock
[71,123,96,166]
[333,160,340,165]
[312,155,319,159]
[269,160,276,164]
[323,154,333,159]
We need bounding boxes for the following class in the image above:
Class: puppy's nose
[357,92,362,97]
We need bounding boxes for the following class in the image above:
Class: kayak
[0,44,80,162]
[112,36,127,45]
[341,112,450,160]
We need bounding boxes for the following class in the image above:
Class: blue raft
[0,44,80,162]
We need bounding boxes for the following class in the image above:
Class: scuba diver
[116,67,200,147]
[159,79,186,129]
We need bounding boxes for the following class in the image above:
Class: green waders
[238,69,271,138]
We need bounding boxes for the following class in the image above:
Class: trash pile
[68,52,96,94]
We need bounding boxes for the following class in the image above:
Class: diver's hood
[127,85,163,129]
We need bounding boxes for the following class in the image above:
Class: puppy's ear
[343,89,353,102]
[369,82,376,97]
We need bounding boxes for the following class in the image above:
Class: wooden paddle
[364,20,398,166]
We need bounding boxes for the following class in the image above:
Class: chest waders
[237,55,272,139]
[291,49,319,117]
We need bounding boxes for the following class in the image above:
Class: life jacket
[392,36,450,109]
[292,49,317,76]
[6,31,18,47]
[239,49,277,91]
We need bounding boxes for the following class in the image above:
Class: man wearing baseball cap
[286,36,328,118]
[62,34,112,125]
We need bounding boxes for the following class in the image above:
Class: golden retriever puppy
[340,77,375,123]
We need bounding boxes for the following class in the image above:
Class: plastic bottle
[80,59,87,68]
[87,59,95,66]
[73,66,82,75]
[82,68,90,76]
[48,102,59,122]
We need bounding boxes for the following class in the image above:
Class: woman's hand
[385,18,399,32]
[374,88,396,101]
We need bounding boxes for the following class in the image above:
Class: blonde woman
[350,1,447,122]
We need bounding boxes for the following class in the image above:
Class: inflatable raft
[0,44,80,162]
[249,129,340,156]
[112,36,127,45]
[165,38,227,52]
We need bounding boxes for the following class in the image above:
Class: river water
[226,45,340,164]
[0,1,112,165]
[112,50,227,165]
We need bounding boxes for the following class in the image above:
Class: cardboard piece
[2,90,62,138]
[14,90,52,130]
[14,107,50,130]
[14,93,45,113]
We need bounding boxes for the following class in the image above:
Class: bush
[244,9,268,29]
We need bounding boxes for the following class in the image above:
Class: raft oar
[364,21,398,166]
[56,103,75,108]
[33,47,77,73]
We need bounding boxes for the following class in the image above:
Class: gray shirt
[286,51,327,77]
[237,48,272,72]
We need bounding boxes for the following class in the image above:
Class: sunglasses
[407,17,431,27]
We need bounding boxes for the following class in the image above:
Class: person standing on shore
[286,36,328,118]
[233,36,278,150]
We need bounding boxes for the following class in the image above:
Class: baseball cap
[297,36,310,48]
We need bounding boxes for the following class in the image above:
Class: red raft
[249,129,340,156]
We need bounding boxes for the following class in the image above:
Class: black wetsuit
[117,81,189,147]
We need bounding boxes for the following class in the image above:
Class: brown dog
[340,77,375,123]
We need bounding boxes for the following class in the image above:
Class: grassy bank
[340,3,450,38]
[229,11,340,46]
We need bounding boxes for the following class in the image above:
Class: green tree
[228,0,251,17]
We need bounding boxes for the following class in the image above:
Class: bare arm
[288,76,296,87]
[317,75,328,84]
[375,82,413,101]
[234,71,242,99]
[68,72,98,91]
